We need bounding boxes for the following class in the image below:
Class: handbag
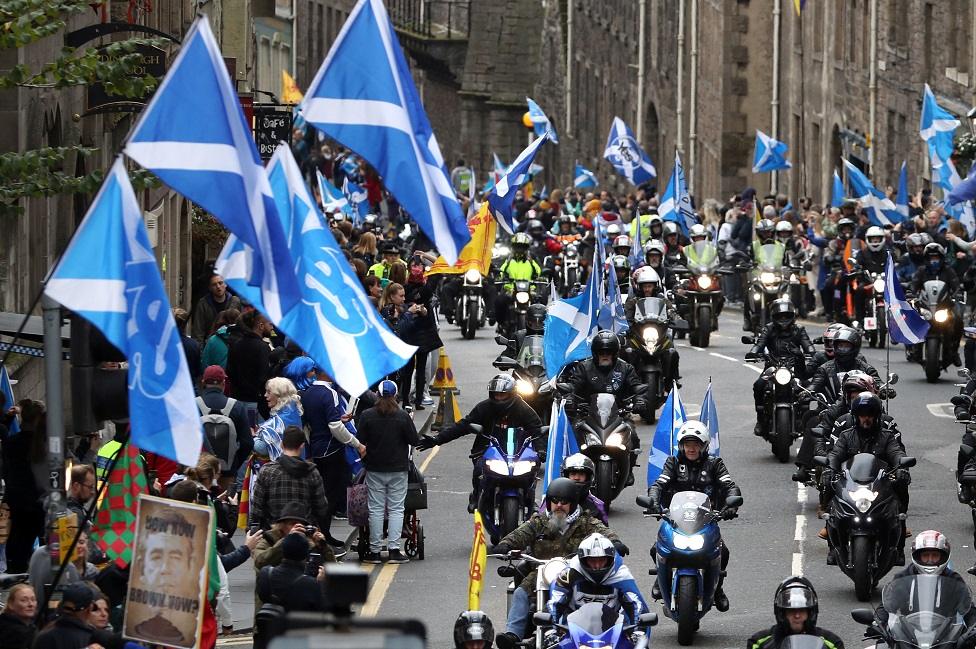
[346,480,369,528]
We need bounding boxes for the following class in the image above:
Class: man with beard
[489,478,626,649]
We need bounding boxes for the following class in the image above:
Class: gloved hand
[881,387,897,400]
[896,468,912,485]
[537,450,547,464]
[612,540,630,556]
[633,400,648,415]
[416,434,439,451]
[720,507,738,520]
[744,352,759,361]
[488,543,511,556]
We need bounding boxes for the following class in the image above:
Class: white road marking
[792,483,808,576]
[709,352,739,362]
[791,552,804,576]
[927,403,956,418]
[742,364,762,373]
[794,515,806,542]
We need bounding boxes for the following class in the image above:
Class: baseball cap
[61,583,94,611]
[378,380,398,397]
[202,365,227,384]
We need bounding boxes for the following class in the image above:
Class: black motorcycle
[458,268,487,339]
[743,342,805,463]
[494,334,553,425]
[625,297,686,423]
[552,242,582,298]
[910,279,961,382]
[815,452,916,601]
[564,392,639,509]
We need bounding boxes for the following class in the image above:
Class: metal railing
[387,0,470,39]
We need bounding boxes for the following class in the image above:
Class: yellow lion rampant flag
[427,202,497,277]
[467,510,488,610]
[282,70,303,105]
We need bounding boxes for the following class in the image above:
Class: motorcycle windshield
[514,280,531,292]
[634,297,669,324]
[882,575,972,648]
[686,241,719,275]
[668,491,711,534]
[565,602,622,638]
[591,393,618,428]
[779,636,828,649]
[757,242,786,271]
[516,335,546,373]
[844,453,886,484]
[922,280,947,309]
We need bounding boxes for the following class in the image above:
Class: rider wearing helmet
[897,232,932,283]
[689,223,709,244]
[804,323,847,376]
[747,576,845,649]
[822,216,865,321]
[910,241,963,366]
[808,326,881,402]
[547,533,648,627]
[538,454,608,524]
[746,298,814,437]
[662,221,687,267]
[497,303,547,359]
[755,218,776,247]
[646,420,741,610]
[624,267,664,323]
[555,214,583,245]
[417,374,544,512]
[494,233,542,333]
[490,478,623,649]
[610,255,631,292]
[454,611,495,649]
[647,215,664,240]
[642,239,678,290]
[774,220,802,254]
[612,235,633,258]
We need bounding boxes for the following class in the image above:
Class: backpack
[196,396,238,472]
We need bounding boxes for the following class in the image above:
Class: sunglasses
[549,498,572,506]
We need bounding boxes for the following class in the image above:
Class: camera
[304,525,318,538]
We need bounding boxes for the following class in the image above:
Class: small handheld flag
[700,381,719,457]
[752,130,792,174]
[831,170,845,208]
[526,97,559,144]
[647,383,686,486]
[574,163,597,189]
[842,159,903,227]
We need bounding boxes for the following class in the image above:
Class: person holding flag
[908,243,963,367]
[645,420,742,611]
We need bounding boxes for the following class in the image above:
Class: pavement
[220,309,974,648]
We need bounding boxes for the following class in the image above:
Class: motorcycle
[494,334,553,425]
[815,452,916,601]
[496,279,545,339]
[635,491,743,646]
[745,242,789,333]
[742,345,805,463]
[475,423,542,543]
[857,268,888,349]
[852,575,976,649]
[678,241,724,348]
[533,602,658,649]
[778,636,833,649]
[625,297,686,423]
[565,393,640,509]
[910,279,960,382]
[492,550,573,649]
[458,268,487,339]
[552,242,582,297]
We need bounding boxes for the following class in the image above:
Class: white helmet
[634,266,661,292]
[911,530,950,575]
[576,533,616,584]
[606,223,623,237]
[613,234,633,251]
[676,420,709,453]
[775,220,793,238]
[865,226,886,252]
[644,239,666,257]
[689,224,708,241]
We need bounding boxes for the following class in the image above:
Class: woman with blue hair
[283,356,317,391]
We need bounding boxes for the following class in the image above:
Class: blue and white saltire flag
[45,159,202,466]
[842,159,904,227]
[526,97,558,144]
[488,131,550,234]
[300,0,470,263]
[124,17,299,324]
[659,151,697,235]
[604,117,656,185]
[0,365,18,435]
[598,258,628,335]
[647,382,686,486]
[948,168,976,205]
[316,170,354,218]
[574,163,598,189]
[342,176,370,224]
[542,400,579,492]
[751,130,792,173]
[700,381,719,457]
[896,161,910,219]
[920,84,960,190]
[219,145,417,396]
[831,170,845,208]
[883,253,930,345]
[543,265,601,379]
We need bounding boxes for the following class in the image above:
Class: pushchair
[348,457,427,560]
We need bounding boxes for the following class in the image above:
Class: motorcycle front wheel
[500,496,521,538]
[772,408,792,463]
[643,372,659,423]
[925,337,942,382]
[675,574,698,646]
[463,305,478,339]
[696,305,712,348]
[595,459,615,509]
[853,535,874,601]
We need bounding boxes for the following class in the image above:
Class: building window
[923,2,933,79]
[833,0,845,63]
[888,0,908,49]
[948,0,971,81]
[810,121,821,203]
[812,0,823,55]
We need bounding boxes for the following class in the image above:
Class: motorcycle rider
[525,218,559,263]
[745,298,814,437]
[641,239,678,290]
[610,255,631,292]
[612,235,633,259]
[823,392,910,564]
[808,327,881,403]
[547,533,648,627]
[774,220,803,255]
[490,478,625,649]
[747,576,845,649]
[554,214,583,246]
[498,303,546,360]
[538,454,608,524]
[646,420,741,611]
[951,385,976,574]
[896,232,931,284]
[624,267,666,323]
[689,223,709,244]
[804,323,846,377]
[494,233,542,334]
[752,219,777,253]
[822,217,863,323]
[911,242,963,366]
[846,225,889,324]
[453,611,494,649]
[663,222,687,267]
[417,374,544,513]
[647,215,665,241]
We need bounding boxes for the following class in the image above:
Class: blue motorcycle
[474,424,542,543]
[533,602,657,649]
[636,491,742,645]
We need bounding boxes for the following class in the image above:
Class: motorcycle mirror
[959,368,972,379]
[851,608,876,625]
[635,495,653,510]
[494,356,517,370]
[741,335,756,345]
[469,423,484,433]
[637,612,659,627]
[532,612,553,627]
[725,495,743,508]
[898,456,917,468]
[495,335,511,346]
[812,455,828,467]
[811,336,824,344]
[673,319,690,331]
[887,372,899,385]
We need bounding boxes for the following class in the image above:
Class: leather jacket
[809,357,881,402]
[827,425,906,472]
[749,323,814,376]
[566,358,647,412]
[647,455,741,510]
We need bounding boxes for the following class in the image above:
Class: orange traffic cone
[432,389,462,431]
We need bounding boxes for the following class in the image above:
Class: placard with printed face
[123,494,213,649]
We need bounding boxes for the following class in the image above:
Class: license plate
[863,317,877,330]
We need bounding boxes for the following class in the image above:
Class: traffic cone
[430,348,459,394]
[432,389,462,431]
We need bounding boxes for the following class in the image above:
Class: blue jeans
[366,471,408,552]
[506,586,531,636]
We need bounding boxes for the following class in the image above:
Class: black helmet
[487,374,516,412]
[837,218,856,240]
[453,611,494,649]
[526,303,547,333]
[773,576,819,632]
[591,330,620,367]
[851,392,883,434]
[526,219,545,239]
[561,453,596,491]
[546,477,581,510]
[832,326,861,360]
[770,298,797,328]
[756,219,775,241]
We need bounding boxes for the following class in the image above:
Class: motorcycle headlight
[485,459,508,475]
[464,268,481,283]
[672,533,705,551]
[760,271,777,284]
[511,460,536,476]
[541,558,569,584]
[855,498,872,513]
[849,486,878,514]
[873,278,885,293]
[752,291,762,302]
[515,291,530,304]
[935,309,949,323]
[642,327,660,346]
[697,275,712,290]
[774,367,793,385]
[605,432,626,450]
[515,379,535,396]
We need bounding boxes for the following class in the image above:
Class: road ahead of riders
[366,309,971,648]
